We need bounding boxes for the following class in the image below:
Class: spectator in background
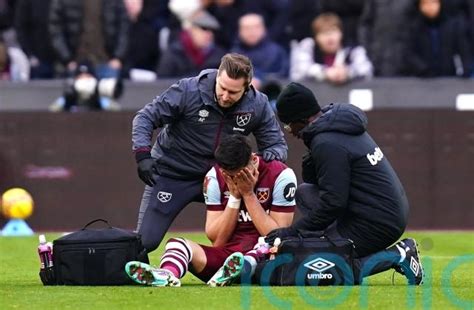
[157,10,226,78]
[286,0,320,43]
[0,37,29,81]
[123,0,171,80]
[1,0,31,81]
[0,0,14,33]
[15,0,56,79]
[167,0,206,45]
[0,37,9,79]
[231,13,288,87]
[290,13,372,84]
[207,0,289,49]
[49,0,129,79]
[442,0,471,17]
[0,0,22,49]
[406,0,472,77]
[359,0,416,76]
[49,60,123,112]
[319,0,365,46]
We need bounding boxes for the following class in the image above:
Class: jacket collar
[197,69,219,107]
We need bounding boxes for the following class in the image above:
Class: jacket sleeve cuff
[134,147,152,163]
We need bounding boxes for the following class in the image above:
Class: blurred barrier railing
[1,78,474,111]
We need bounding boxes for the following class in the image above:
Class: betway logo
[366,147,384,166]
[233,127,245,132]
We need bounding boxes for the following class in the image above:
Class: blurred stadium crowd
[0,0,473,85]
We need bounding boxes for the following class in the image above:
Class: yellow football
[1,188,34,219]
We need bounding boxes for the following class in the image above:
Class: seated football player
[125,135,297,286]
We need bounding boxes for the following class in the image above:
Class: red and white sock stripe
[160,238,192,278]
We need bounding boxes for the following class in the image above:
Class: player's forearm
[206,209,238,246]
[242,193,279,236]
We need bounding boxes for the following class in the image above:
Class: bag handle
[296,230,338,246]
[321,234,338,247]
[82,219,112,230]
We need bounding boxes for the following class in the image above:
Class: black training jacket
[294,103,409,254]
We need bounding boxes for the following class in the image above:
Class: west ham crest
[157,191,172,203]
[236,113,252,127]
[256,187,270,203]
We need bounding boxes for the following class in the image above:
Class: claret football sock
[159,238,193,279]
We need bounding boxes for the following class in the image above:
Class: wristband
[227,195,241,209]
[134,147,152,163]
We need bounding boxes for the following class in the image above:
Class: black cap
[276,82,321,124]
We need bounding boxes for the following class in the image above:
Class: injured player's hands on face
[234,166,259,197]
[220,155,259,198]
[221,170,242,199]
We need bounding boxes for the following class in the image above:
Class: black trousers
[136,174,205,252]
[296,183,403,283]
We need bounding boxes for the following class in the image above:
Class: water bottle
[38,234,53,269]
[254,236,271,255]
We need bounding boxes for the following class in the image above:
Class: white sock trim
[165,238,193,262]
[181,238,193,262]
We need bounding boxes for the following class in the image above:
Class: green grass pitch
[1,231,473,310]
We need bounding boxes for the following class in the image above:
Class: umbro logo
[304,257,335,273]
[157,191,172,203]
[410,256,420,276]
[198,109,209,122]
[199,109,209,118]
